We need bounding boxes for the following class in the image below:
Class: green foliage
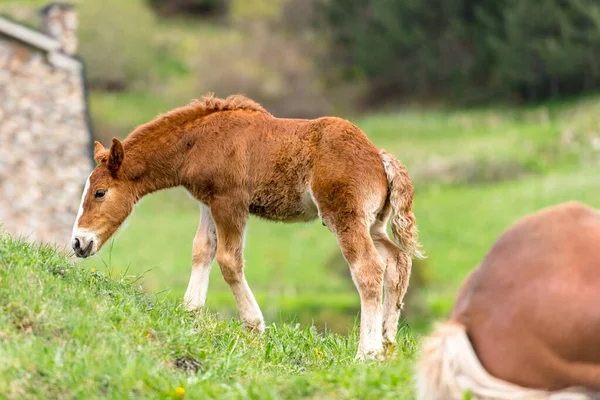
[484,0,600,101]
[321,0,480,102]
[321,0,600,104]
[78,0,160,90]
[147,0,228,18]
[5,0,600,108]
[0,235,416,399]
[229,0,285,22]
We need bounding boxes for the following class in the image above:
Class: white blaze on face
[71,174,98,255]
[72,175,90,235]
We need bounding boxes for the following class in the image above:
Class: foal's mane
[128,93,269,140]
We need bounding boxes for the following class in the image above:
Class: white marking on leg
[184,265,212,310]
[370,217,404,349]
[235,226,264,331]
[231,278,265,332]
[357,294,384,360]
[346,258,384,360]
[382,294,401,347]
[334,222,385,360]
[237,227,264,331]
[377,243,399,346]
[373,235,397,346]
[216,233,265,332]
[184,205,216,310]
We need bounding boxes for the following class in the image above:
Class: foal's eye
[94,190,107,199]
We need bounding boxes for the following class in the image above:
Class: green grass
[0,235,416,399]
[4,0,600,395]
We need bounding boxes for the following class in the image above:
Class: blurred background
[2,0,600,334]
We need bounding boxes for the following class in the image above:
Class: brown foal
[417,201,600,399]
[70,94,422,359]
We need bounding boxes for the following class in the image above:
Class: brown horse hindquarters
[309,117,389,227]
[457,203,600,390]
[418,202,600,398]
[309,117,412,358]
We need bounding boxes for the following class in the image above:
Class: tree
[484,0,600,101]
[321,0,600,105]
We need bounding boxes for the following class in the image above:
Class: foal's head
[71,138,138,258]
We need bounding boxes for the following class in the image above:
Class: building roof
[0,6,95,163]
[0,14,81,72]
[40,2,75,15]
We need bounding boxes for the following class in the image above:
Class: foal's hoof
[184,302,204,313]
[383,338,397,356]
[355,347,385,361]
[243,318,265,334]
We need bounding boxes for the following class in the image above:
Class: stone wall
[0,35,92,249]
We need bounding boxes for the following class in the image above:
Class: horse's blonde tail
[415,321,468,400]
[379,150,424,259]
[416,321,566,400]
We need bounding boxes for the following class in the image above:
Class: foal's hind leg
[328,218,386,359]
[210,197,265,333]
[184,204,217,310]
[371,211,412,351]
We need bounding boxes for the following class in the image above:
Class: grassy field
[79,94,600,333]
[4,97,599,399]
[0,235,416,399]
[4,1,600,397]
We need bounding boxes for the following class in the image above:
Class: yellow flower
[90,268,96,273]
[175,387,185,397]
[315,348,321,358]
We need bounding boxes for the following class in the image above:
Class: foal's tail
[379,150,424,259]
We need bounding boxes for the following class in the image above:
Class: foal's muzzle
[72,236,94,258]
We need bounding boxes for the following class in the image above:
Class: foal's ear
[93,141,106,163]
[108,137,124,173]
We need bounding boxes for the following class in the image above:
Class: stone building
[0,3,93,249]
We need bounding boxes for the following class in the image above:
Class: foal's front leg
[184,204,217,310]
[211,198,265,333]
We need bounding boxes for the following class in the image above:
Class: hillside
[0,234,416,399]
